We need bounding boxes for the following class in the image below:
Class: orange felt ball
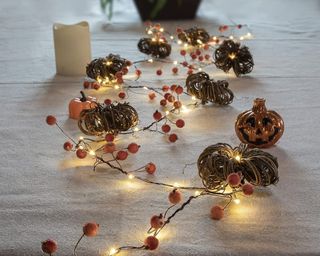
[168,189,182,204]
[83,222,99,237]
[227,172,241,187]
[150,215,164,229]
[145,162,156,174]
[41,239,57,254]
[211,205,224,220]
[76,149,87,159]
[103,143,116,153]
[144,236,159,250]
[128,143,140,154]
[46,115,56,125]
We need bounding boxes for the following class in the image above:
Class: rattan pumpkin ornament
[78,102,139,136]
[235,98,284,148]
[86,54,130,83]
[185,71,234,105]
[138,38,171,58]
[197,143,279,191]
[177,27,210,46]
[214,39,254,76]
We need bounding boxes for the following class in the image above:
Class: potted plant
[101,0,202,20]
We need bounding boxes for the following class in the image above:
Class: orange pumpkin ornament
[235,98,284,148]
[69,91,96,120]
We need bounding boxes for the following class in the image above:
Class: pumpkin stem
[252,98,267,113]
[80,91,87,102]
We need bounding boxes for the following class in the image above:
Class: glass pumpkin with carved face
[235,98,284,148]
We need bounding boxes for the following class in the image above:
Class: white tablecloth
[1,0,320,255]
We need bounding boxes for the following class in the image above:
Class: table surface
[1,0,320,255]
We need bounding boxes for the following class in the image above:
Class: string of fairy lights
[42,22,267,256]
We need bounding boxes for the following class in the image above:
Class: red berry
[176,119,185,128]
[118,91,126,99]
[198,55,204,62]
[191,54,197,60]
[211,205,224,220]
[148,92,156,100]
[180,50,186,56]
[93,82,100,90]
[187,69,193,75]
[223,25,229,30]
[83,222,99,237]
[128,143,140,154]
[242,183,254,196]
[170,84,177,92]
[205,54,210,60]
[76,149,87,159]
[135,69,142,76]
[104,98,112,105]
[173,101,182,109]
[115,71,123,79]
[117,77,123,84]
[204,44,209,50]
[83,81,90,89]
[46,115,56,125]
[144,236,159,250]
[63,141,73,151]
[116,150,128,160]
[155,23,161,30]
[153,110,162,121]
[161,124,171,133]
[160,99,167,106]
[218,26,224,32]
[237,24,242,29]
[167,95,175,103]
[172,67,178,74]
[145,162,156,174]
[104,143,116,153]
[227,173,241,187]
[122,67,129,75]
[105,134,115,142]
[168,133,178,143]
[182,61,188,67]
[126,60,132,66]
[176,27,183,33]
[196,49,201,56]
[175,86,183,94]
[168,189,182,204]
[41,239,57,255]
[164,92,171,100]
[162,85,169,92]
[150,215,164,229]
[156,69,162,76]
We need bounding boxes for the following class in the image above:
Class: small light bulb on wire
[109,248,118,256]
[89,150,95,156]
[114,85,120,89]
[128,174,135,180]
[234,198,240,205]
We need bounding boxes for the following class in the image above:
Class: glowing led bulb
[191,96,196,100]
[197,39,203,45]
[89,150,95,156]
[114,85,120,89]
[106,61,112,66]
[177,40,182,45]
[229,35,234,40]
[240,36,244,41]
[79,136,84,141]
[184,43,188,47]
[173,182,180,188]
[213,36,217,40]
[147,30,152,35]
[173,60,178,65]
[109,248,118,256]
[148,59,153,63]
[234,154,241,162]
[78,145,84,150]
[133,127,139,132]
[143,86,148,90]
[234,198,240,205]
[152,37,156,42]
[228,53,236,60]
[165,110,170,115]
[198,68,202,71]
[159,27,164,32]
[247,32,252,37]
[128,174,135,179]
[195,191,201,196]
[170,36,174,40]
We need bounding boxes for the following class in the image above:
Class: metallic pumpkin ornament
[235,98,284,148]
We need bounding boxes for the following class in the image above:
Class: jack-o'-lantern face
[235,98,284,148]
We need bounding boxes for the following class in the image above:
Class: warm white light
[165,111,170,115]
[240,36,244,40]
[78,145,84,150]
[234,154,241,162]
[181,105,190,113]
[106,61,112,66]
[133,127,139,132]
[152,37,156,42]
[177,40,182,45]
[197,39,203,45]
[195,191,201,196]
[229,35,234,40]
[198,68,202,71]
[159,38,164,43]
[213,36,217,40]
[109,248,118,256]
[128,174,135,179]
[114,85,120,89]
[191,96,196,100]
[79,136,84,141]
[159,27,164,32]
[147,30,152,35]
[89,150,95,156]
[143,86,148,90]
[170,36,174,40]
[247,32,252,37]
[229,53,236,60]
[173,182,180,188]
[184,43,188,47]
[148,59,153,63]
[234,198,240,205]
[173,60,178,65]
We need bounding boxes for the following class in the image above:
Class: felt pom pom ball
[210,205,224,220]
[168,189,182,204]
[128,143,140,154]
[227,172,241,187]
[46,115,56,125]
[116,150,128,160]
[145,162,156,174]
[41,239,57,255]
[242,183,254,195]
[83,222,99,237]
[150,215,164,229]
[144,236,159,250]
[76,149,87,159]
